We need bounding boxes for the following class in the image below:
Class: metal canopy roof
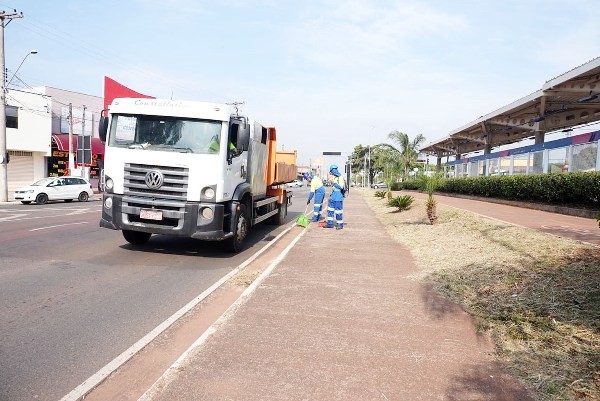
[421,57,600,158]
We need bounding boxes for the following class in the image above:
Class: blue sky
[3,0,599,166]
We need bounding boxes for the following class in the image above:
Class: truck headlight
[105,176,114,191]
[202,187,215,199]
[104,196,113,209]
[200,207,213,219]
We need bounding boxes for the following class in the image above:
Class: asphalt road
[0,188,308,401]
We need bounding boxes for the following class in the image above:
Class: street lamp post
[6,49,37,87]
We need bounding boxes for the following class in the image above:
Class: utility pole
[0,9,23,202]
[68,103,74,176]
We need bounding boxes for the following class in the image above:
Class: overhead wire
[11,13,205,100]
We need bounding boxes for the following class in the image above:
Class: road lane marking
[139,225,308,401]
[0,213,27,222]
[29,222,89,231]
[59,220,301,401]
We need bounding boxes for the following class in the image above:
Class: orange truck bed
[266,127,298,186]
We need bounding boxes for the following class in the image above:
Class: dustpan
[296,204,310,227]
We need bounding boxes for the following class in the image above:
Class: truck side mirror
[99,115,108,142]
[237,124,250,151]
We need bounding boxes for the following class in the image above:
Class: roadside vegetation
[364,190,600,401]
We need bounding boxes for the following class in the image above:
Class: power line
[14,16,206,100]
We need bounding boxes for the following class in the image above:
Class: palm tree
[387,131,426,180]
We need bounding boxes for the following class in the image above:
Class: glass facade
[571,142,597,172]
[513,154,528,175]
[548,147,569,173]
[444,133,600,178]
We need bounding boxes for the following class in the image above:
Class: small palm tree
[419,173,444,225]
[387,195,415,212]
[374,190,387,199]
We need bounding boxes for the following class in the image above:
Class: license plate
[140,209,163,220]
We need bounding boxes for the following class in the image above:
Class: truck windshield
[108,114,223,154]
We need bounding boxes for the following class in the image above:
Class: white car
[286,180,304,188]
[14,176,94,205]
[371,182,387,189]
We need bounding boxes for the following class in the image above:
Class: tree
[419,172,444,225]
[349,144,386,186]
[387,131,426,180]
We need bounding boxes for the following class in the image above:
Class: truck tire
[122,230,152,245]
[226,204,248,253]
[268,200,287,225]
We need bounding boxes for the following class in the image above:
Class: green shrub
[374,190,387,199]
[387,195,415,211]
[398,180,421,190]
[438,171,600,208]
[390,182,403,191]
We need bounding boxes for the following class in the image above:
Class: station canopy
[421,57,600,158]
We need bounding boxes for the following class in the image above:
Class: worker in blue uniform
[324,164,346,230]
[303,172,325,222]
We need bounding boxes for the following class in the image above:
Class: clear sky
[2,0,599,166]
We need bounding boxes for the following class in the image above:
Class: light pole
[6,49,37,87]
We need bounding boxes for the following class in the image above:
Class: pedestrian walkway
[139,192,534,400]
[407,191,600,246]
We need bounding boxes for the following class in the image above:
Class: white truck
[98,98,297,252]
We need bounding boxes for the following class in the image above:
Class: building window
[6,105,18,129]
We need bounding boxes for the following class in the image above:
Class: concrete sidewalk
[139,193,534,400]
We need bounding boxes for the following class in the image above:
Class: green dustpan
[296,214,309,228]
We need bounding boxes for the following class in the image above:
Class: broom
[295,203,311,228]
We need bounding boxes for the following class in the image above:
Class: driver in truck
[208,134,237,155]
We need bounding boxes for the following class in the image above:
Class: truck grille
[122,163,189,227]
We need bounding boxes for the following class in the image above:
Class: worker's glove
[306,199,310,205]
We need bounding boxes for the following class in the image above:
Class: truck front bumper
[99,194,232,241]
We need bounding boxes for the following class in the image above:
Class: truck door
[225,121,248,196]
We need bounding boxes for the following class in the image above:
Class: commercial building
[5,86,103,197]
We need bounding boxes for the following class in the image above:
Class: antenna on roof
[226,101,245,116]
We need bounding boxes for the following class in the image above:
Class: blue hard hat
[329,164,338,171]
[303,172,311,180]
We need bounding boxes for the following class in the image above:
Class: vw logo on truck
[145,170,164,189]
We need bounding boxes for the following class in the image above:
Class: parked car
[14,176,94,205]
[286,180,304,188]
[371,182,387,189]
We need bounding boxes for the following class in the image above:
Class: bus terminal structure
[421,57,600,178]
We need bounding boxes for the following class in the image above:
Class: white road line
[29,222,89,231]
[139,225,308,401]
[59,220,301,401]
[0,214,27,222]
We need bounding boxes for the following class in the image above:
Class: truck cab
[98,99,295,252]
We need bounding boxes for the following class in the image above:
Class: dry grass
[362,189,600,401]
[230,270,261,287]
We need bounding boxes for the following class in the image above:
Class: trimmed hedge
[395,180,420,191]
[437,172,600,207]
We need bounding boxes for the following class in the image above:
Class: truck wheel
[122,230,151,245]
[269,200,287,225]
[226,204,248,253]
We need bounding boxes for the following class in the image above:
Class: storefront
[49,134,104,179]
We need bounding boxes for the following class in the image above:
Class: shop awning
[51,134,104,155]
